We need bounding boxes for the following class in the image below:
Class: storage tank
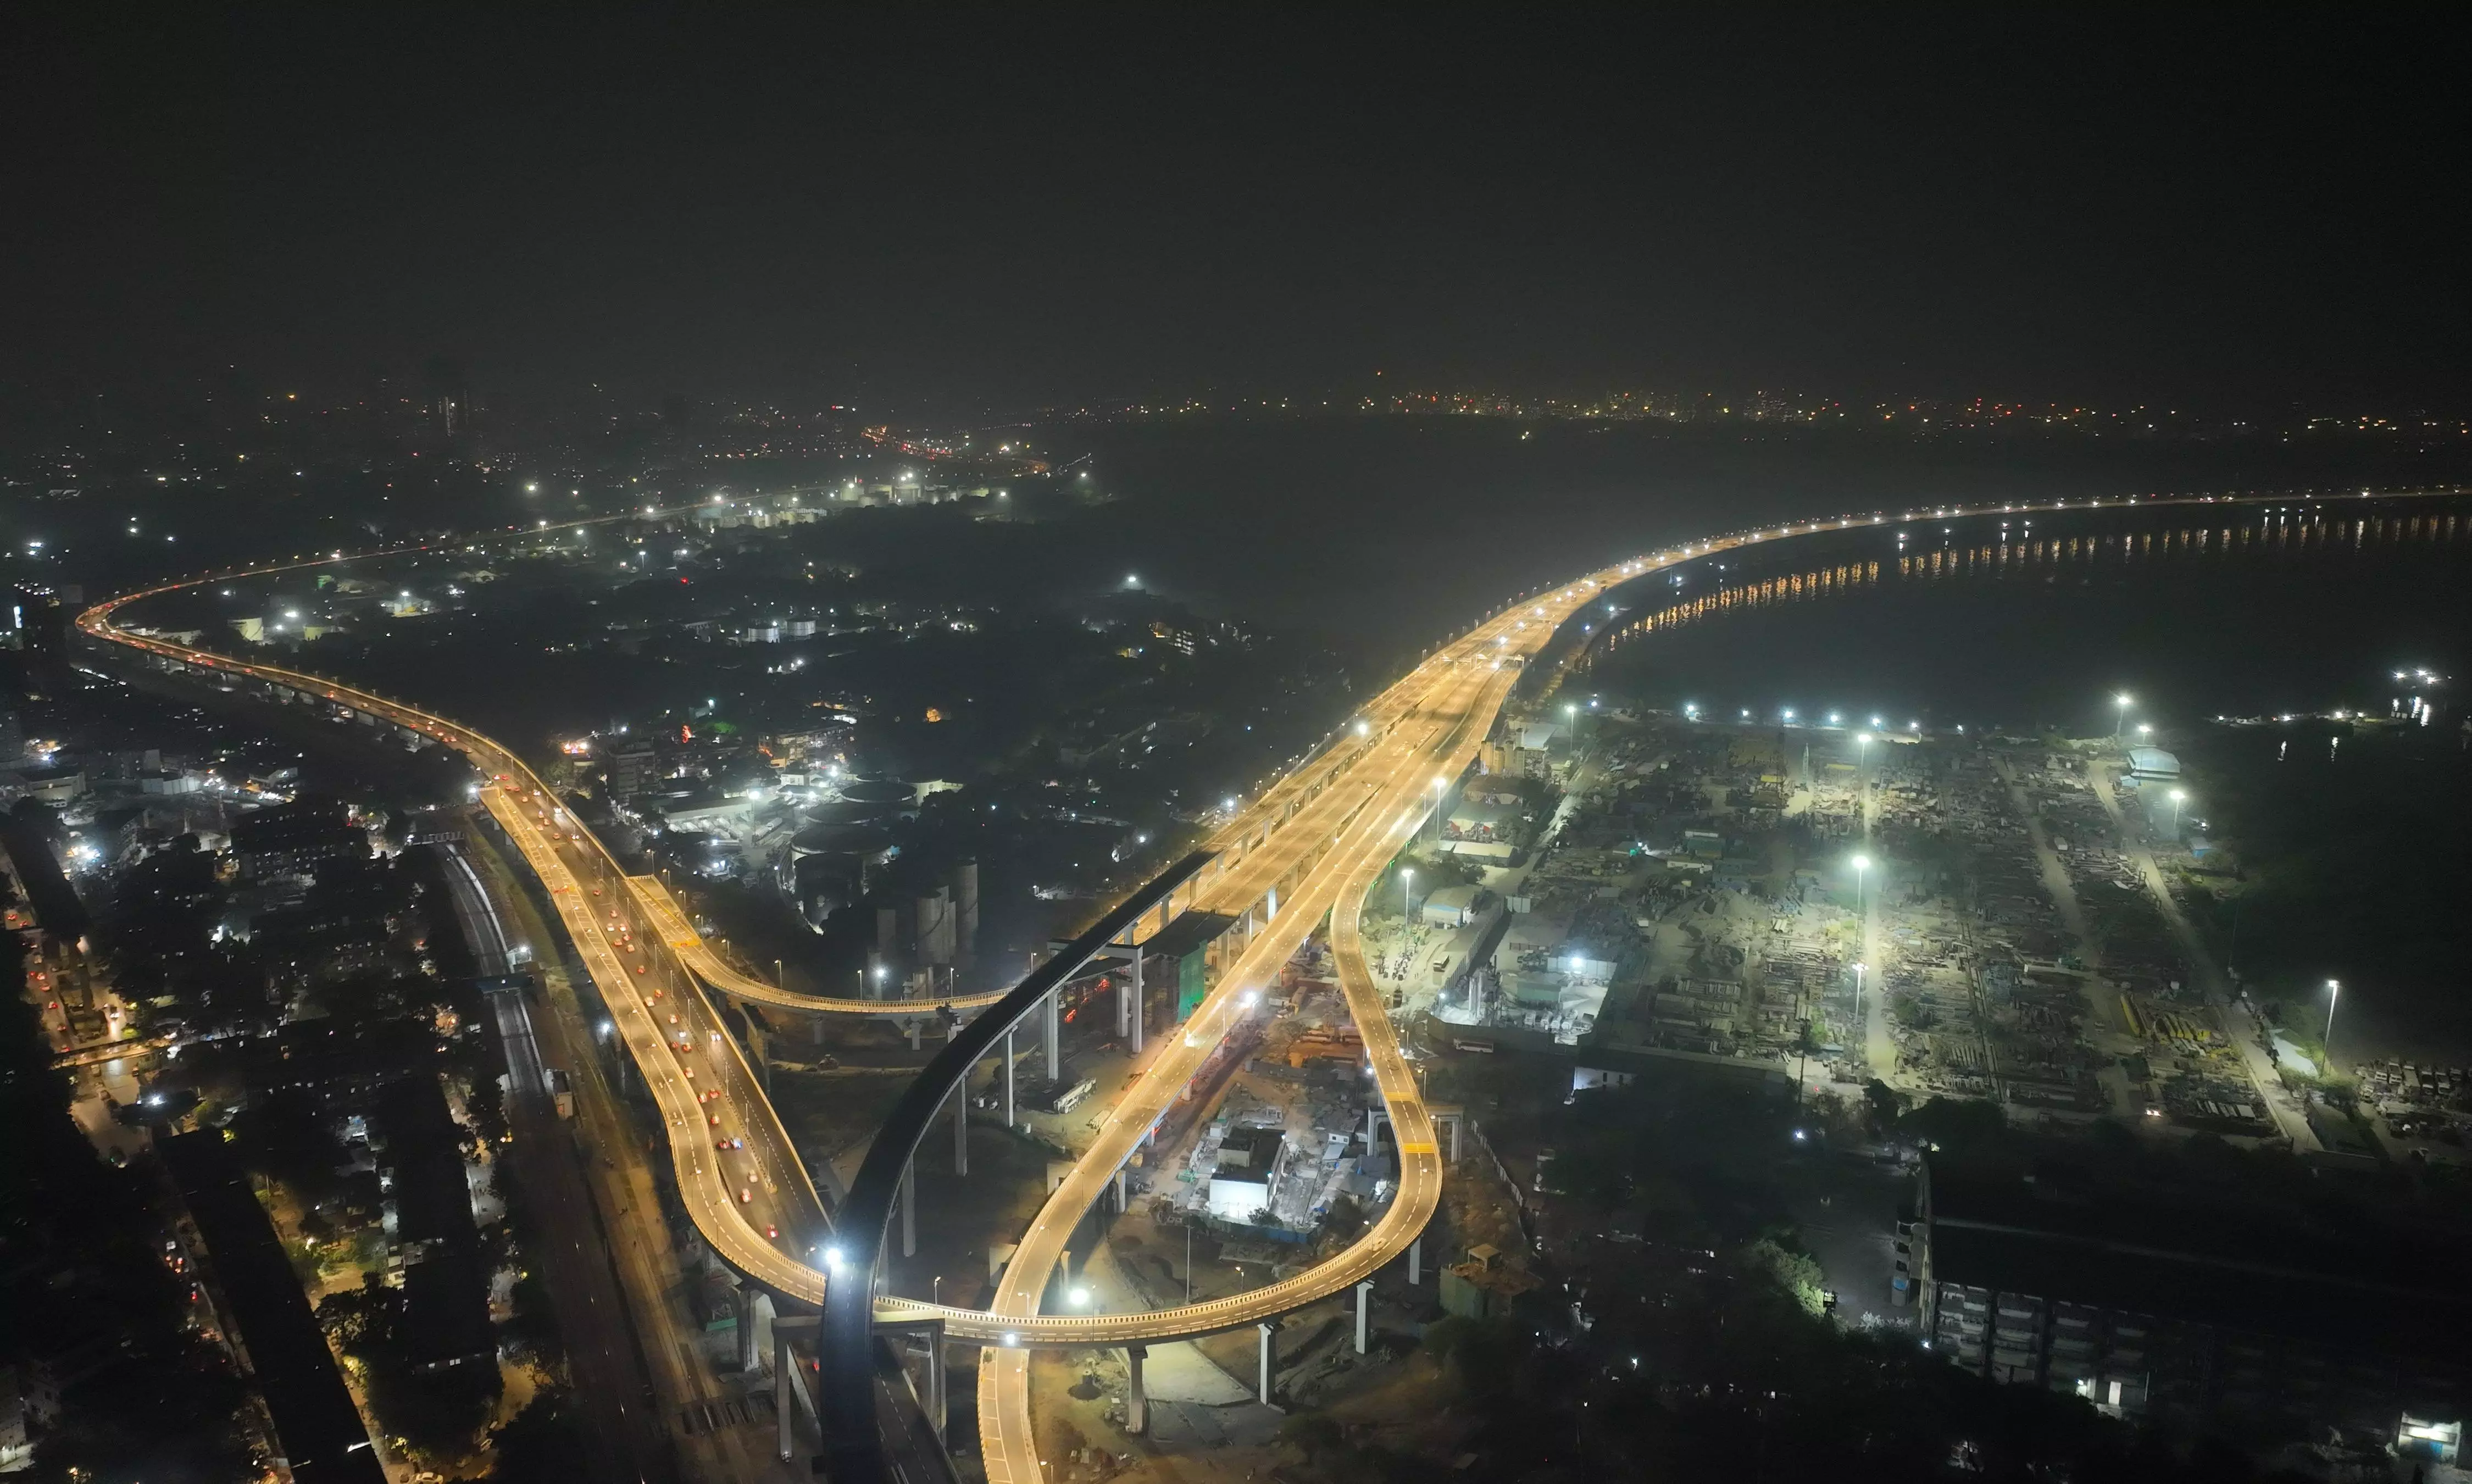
[792,852,866,925]
[835,777,916,811]
[788,822,895,863]
[803,797,895,829]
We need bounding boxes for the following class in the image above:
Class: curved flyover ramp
[81,488,2448,1482]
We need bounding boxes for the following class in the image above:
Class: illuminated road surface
[79,488,2451,1480]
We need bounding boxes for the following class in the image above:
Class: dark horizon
[8,10,2471,418]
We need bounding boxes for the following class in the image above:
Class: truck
[546,1067,575,1119]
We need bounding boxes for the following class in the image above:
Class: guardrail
[817,851,1215,1479]
[79,484,2470,1480]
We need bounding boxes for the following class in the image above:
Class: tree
[1742,1237,1827,1317]
[1898,1094,2007,1154]
[490,1389,586,1481]
[1421,1316,1519,1395]
[1278,1411,1344,1463]
[1863,1077,1901,1134]
[1321,1192,1367,1243]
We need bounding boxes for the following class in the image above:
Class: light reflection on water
[1581,499,2472,733]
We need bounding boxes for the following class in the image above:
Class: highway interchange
[76,488,2448,1481]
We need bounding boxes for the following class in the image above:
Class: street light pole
[2114,693,2132,741]
[2325,979,2341,1058]
[2167,788,2187,840]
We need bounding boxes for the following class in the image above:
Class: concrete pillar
[1447,1115,1462,1164]
[1112,1166,1127,1213]
[1257,1320,1280,1404]
[1125,1344,1148,1435]
[953,1082,968,1175]
[901,1159,916,1258]
[1365,1108,1383,1158]
[1116,955,1132,1041]
[925,1326,947,1444]
[1129,949,1143,1055]
[906,1020,922,1052]
[812,1014,826,1044]
[1043,989,1060,1082]
[1408,1234,1421,1286]
[775,1326,796,1461]
[1265,885,1278,920]
[1355,1280,1374,1354]
[1003,1026,1017,1127]
[735,1285,758,1374]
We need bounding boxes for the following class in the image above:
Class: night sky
[8,9,2469,412]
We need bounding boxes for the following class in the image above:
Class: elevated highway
[79,487,2462,1480]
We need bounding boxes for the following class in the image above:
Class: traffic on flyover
[76,487,2434,1480]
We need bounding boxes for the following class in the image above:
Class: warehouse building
[1914,1156,2472,1453]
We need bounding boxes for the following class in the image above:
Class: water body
[1580,496,2472,735]
[1054,417,2472,668]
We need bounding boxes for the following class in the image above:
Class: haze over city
[3,12,2470,1484]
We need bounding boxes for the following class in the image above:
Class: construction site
[1343,704,2292,1149]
